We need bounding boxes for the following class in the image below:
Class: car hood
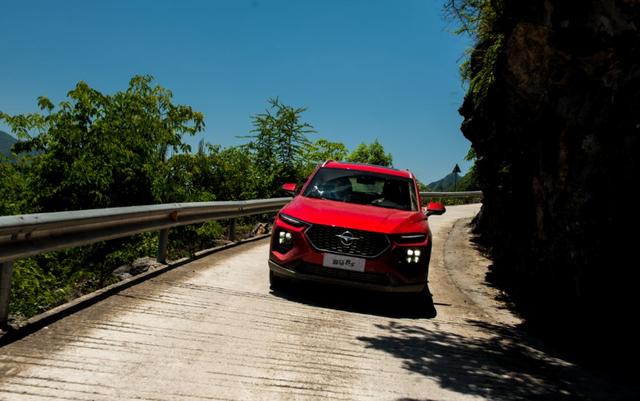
[281,196,428,234]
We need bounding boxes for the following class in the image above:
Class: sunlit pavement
[0,204,635,401]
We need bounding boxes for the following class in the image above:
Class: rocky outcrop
[112,257,164,281]
[251,222,271,236]
[460,0,640,366]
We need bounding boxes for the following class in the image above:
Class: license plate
[322,253,365,272]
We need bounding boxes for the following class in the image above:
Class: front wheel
[269,270,289,291]
[410,286,436,318]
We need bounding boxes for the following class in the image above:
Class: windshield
[302,168,418,211]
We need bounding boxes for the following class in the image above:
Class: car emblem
[336,231,361,246]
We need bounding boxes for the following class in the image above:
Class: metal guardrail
[420,191,482,198]
[0,191,481,326]
[0,198,290,326]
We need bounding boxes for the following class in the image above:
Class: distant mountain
[0,130,18,158]
[428,172,462,191]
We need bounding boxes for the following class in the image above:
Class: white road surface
[0,204,634,401]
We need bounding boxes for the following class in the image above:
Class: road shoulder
[442,217,640,400]
[443,217,521,326]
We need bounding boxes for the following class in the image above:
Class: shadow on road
[357,320,638,401]
[270,281,437,319]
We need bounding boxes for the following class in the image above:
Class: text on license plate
[322,253,365,272]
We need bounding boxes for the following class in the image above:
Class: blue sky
[0,0,471,183]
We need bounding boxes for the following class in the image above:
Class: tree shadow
[468,232,636,376]
[270,281,437,319]
[357,320,639,401]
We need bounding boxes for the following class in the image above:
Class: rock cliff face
[460,0,639,364]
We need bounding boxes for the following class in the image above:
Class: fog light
[405,249,421,264]
[278,231,293,245]
[275,230,294,253]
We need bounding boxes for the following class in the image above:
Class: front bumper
[269,259,425,293]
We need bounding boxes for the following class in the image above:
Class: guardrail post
[229,219,236,242]
[157,229,169,264]
[0,261,14,328]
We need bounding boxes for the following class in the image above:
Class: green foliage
[458,146,479,191]
[160,144,218,203]
[0,130,18,158]
[10,258,68,319]
[0,76,206,320]
[417,180,430,192]
[465,147,476,161]
[213,145,262,199]
[443,0,485,37]
[0,156,27,215]
[244,97,315,193]
[0,79,399,321]
[0,75,204,212]
[443,0,500,190]
[467,34,505,101]
[159,141,265,202]
[301,138,348,176]
[458,168,479,191]
[347,139,393,167]
[168,221,225,259]
[425,195,482,206]
[444,0,505,101]
[9,234,159,319]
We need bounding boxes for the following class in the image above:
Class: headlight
[393,234,427,244]
[279,213,307,227]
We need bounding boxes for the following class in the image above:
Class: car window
[302,168,417,211]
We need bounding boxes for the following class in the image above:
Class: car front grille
[305,224,390,258]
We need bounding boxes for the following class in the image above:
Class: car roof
[322,160,413,179]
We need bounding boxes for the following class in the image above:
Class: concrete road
[0,204,635,400]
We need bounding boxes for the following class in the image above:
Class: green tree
[212,145,261,200]
[160,147,217,203]
[160,140,266,203]
[416,180,430,192]
[458,147,479,190]
[301,138,348,176]
[347,139,393,167]
[0,156,27,215]
[244,98,315,192]
[0,76,205,320]
[443,0,505,100]
[0,75,204,212]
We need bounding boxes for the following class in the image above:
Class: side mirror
[281,183,297,196]
[425,201,446,217]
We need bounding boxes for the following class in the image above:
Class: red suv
[269,161,445,297]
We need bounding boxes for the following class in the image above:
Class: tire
[410,286,437,318]
[423,243,433,283]
[269,270,288,291]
